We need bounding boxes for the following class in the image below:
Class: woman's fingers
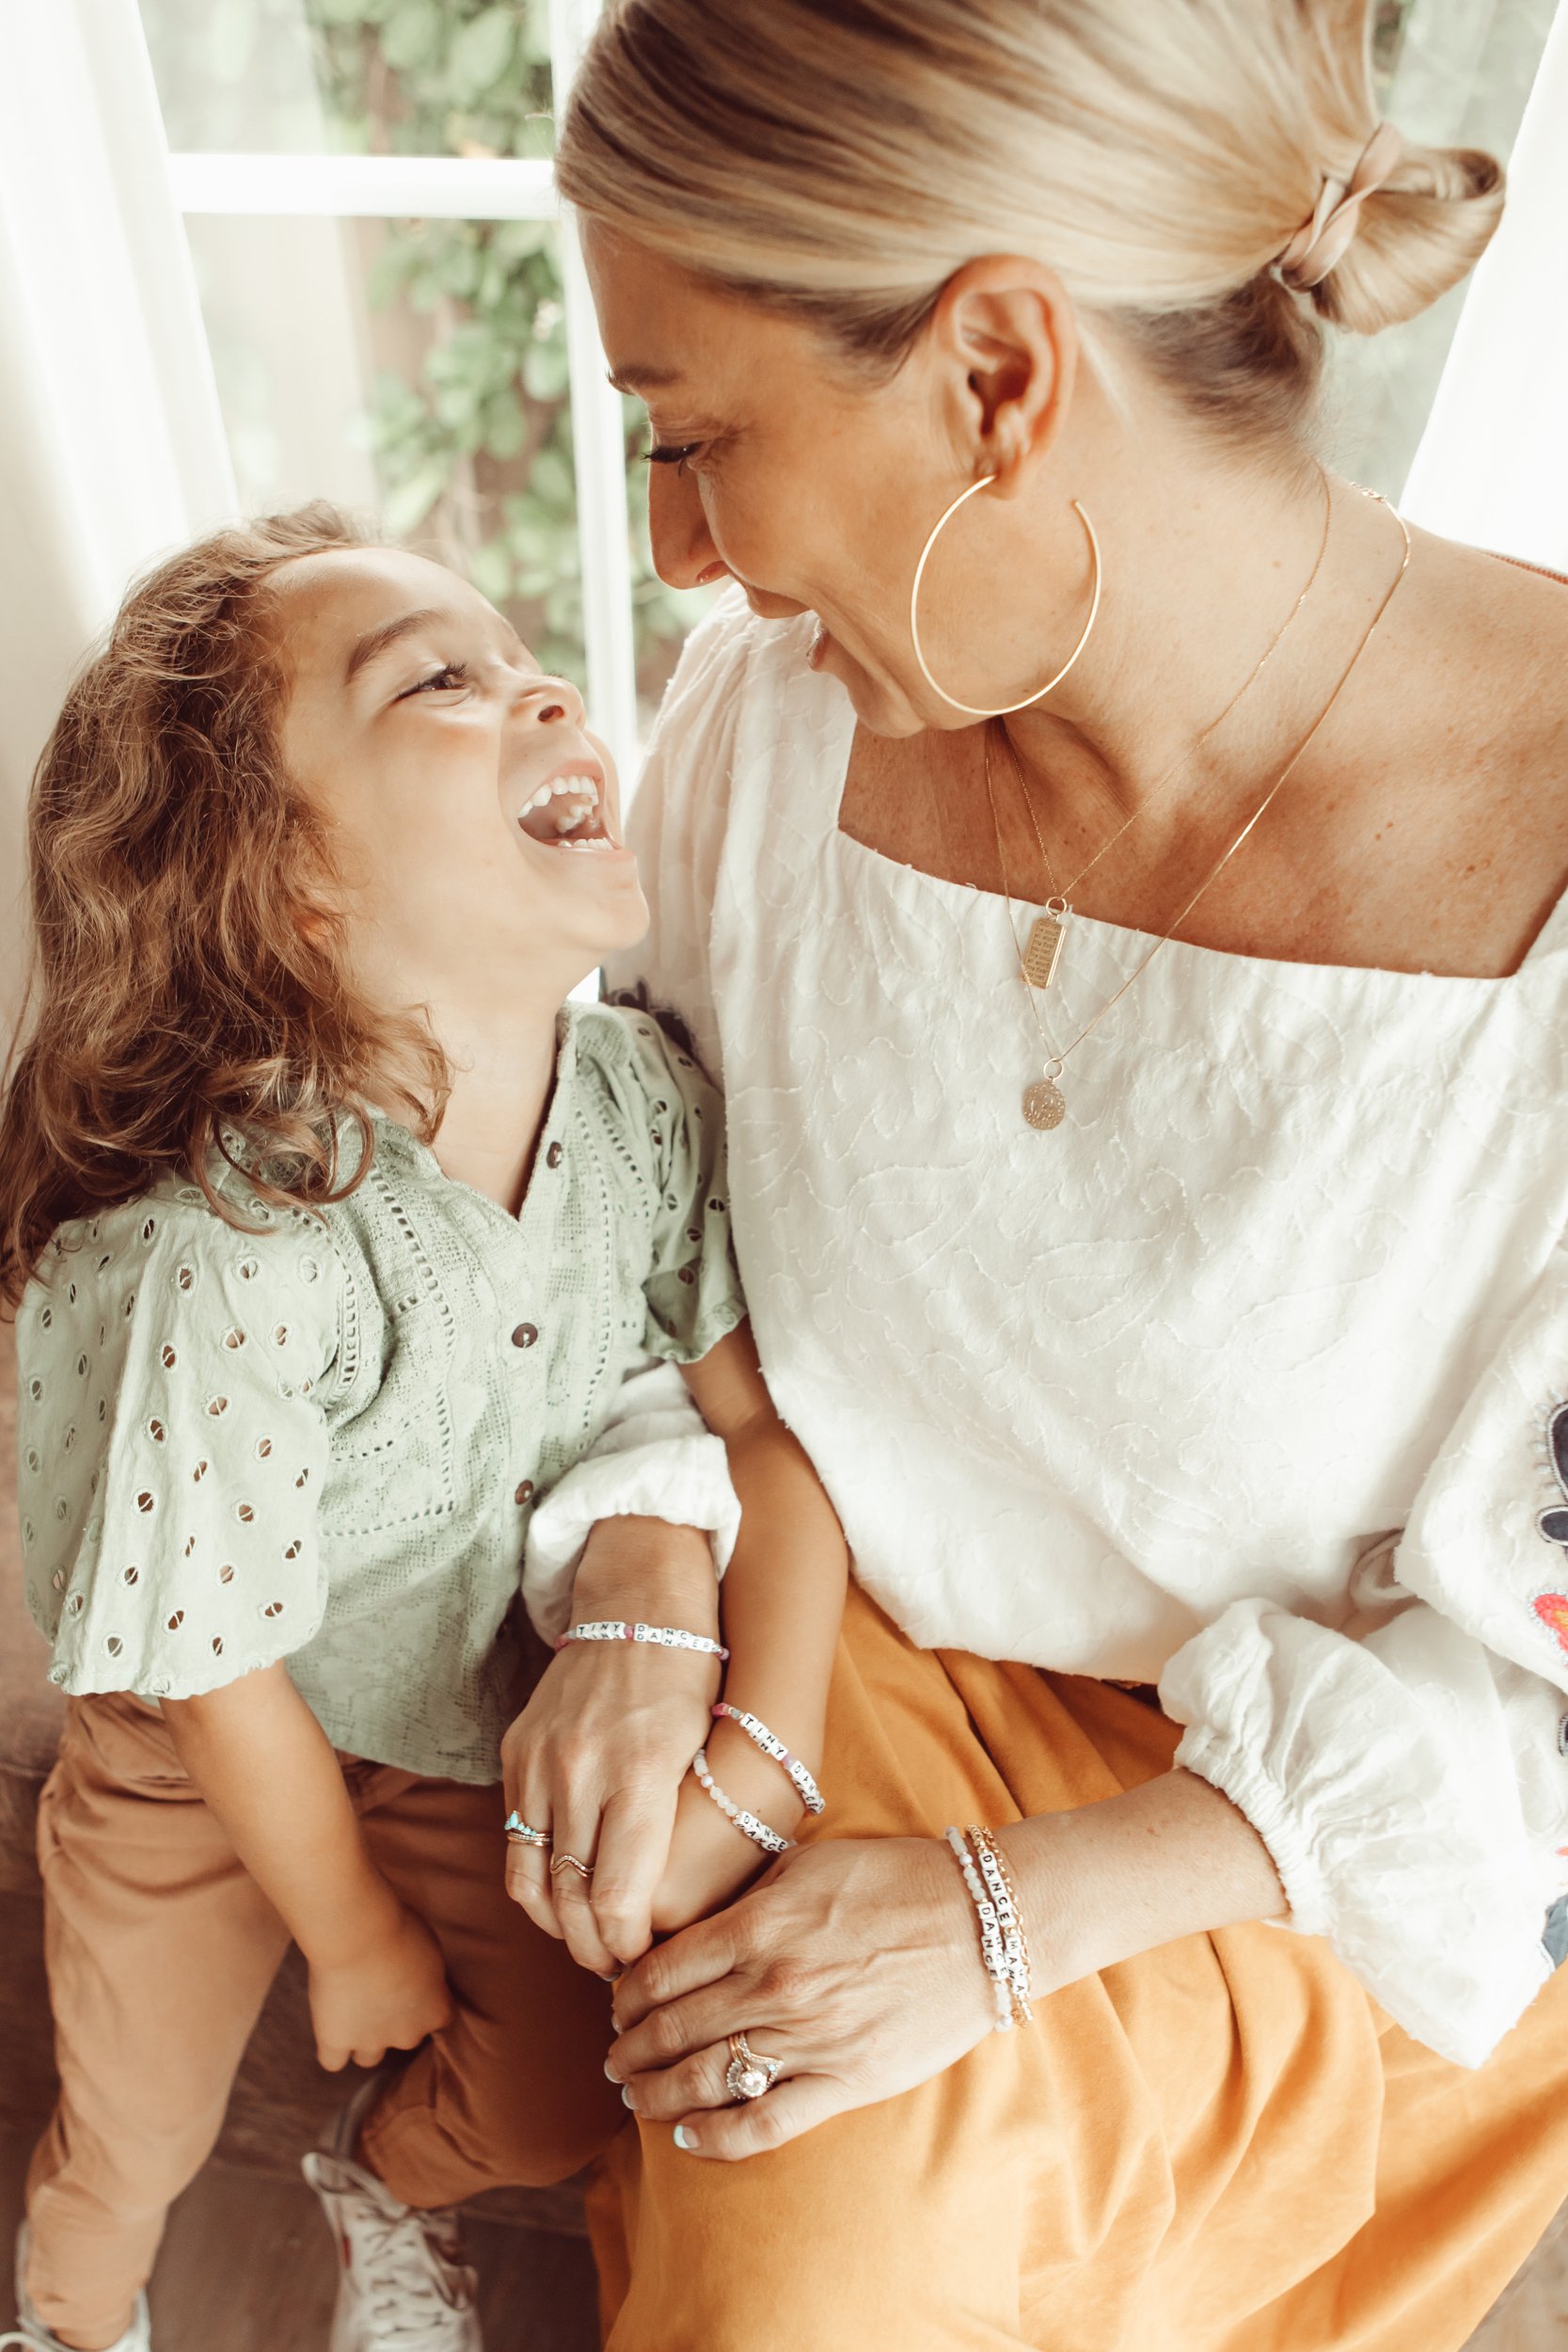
[612,1898,751,2030]
[549,1799,620,1977]
[610,1978,762,2082]
[590,1778,682,1966]
[668,2072,847,2162]
[622,2035,745,2121]
[501,1769,562,1934]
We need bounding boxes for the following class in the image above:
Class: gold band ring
[725,2031,782,2102]
[549,1851,594,1882]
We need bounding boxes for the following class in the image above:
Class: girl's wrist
[698,1714,807,1841]
[295,1860,405,1970]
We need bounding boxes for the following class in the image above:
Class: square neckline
[818,549,1568,991]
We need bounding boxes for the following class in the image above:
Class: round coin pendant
[1022,1077,1067,1131]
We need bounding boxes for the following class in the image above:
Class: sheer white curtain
[1402,0,1568,564]
[0,0,234,1031]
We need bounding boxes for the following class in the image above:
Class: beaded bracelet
[968,1825,1034,2027]
[711,1701,826,1816]
[554,1619,729,1659]
[943,1826,1035,2032]
[691,1747,794,1856]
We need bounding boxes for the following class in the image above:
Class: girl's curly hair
[0,503,449,1310]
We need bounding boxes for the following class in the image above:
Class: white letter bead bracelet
[944,1825,1036,2031]
[711,1700,826,1814]
[555,1619,729,1659]
[691,1747,796,1855]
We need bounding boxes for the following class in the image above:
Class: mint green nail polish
[673,2124,699,2152]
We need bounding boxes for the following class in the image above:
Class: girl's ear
[929,257,1079,499]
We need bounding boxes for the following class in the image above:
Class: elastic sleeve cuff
[1173,1723,1331,1939]
[522,1432,741,1646]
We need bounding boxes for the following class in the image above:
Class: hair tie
[1277,120,1404,291]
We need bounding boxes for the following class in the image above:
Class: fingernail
[673,2124,699,2152]
[621,2086,636,2109]
[604,2058,621,2083]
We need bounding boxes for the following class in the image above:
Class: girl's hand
[608,1835,995,2159]
[648,1769,783,1938]
[307,1900,454,2073]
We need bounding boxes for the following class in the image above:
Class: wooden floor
[2,2120,1564,2349]
[0,2130,599,2352]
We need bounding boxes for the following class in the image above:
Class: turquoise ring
[505,1812,551,1848]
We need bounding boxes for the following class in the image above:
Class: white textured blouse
[607,590,1568,2069]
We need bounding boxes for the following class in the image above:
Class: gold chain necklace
[1004,469,1334,993]
[985,489,1413,1133]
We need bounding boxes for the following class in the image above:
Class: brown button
[511,1323,539,1349]
[546,1141,563,1169]
[515,1480,534,1505]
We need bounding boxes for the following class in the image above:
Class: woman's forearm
[162,1661,400,1964]
[999,1767,1288,1994]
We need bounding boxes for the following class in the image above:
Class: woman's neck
[994,444,1396,839]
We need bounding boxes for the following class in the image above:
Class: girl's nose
[516,673,586,728]
[648,464,726,592]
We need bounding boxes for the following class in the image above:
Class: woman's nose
[648,464,724,592]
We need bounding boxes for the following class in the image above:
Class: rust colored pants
[589,1581,1568,2352]
[24,1692,621,2345]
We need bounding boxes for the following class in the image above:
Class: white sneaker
[303,2074,482,2352]
[5,2224,151,2352]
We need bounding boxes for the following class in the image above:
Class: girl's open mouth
[516,764,618,851]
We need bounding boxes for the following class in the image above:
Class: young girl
[1,507,847,2352]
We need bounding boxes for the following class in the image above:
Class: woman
[536,1,1568,2344]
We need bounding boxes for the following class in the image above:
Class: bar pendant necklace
[983,485,1410,1135]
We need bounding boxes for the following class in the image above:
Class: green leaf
[446,8,516,103]
[313,0,372,25]
[380,459,450,537]
[468,541,514,604]
[522,336,569,404]
[382,0,442,72]
[483,389,529,462]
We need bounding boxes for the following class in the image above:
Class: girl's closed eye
[400,661,471,699]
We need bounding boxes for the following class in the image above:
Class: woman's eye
[643,440,702,474]
[401,661,470,697]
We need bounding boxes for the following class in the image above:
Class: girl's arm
[649,1325,849,1935]
[162,1662,451,2070]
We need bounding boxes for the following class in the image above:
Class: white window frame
[164,0,640,782]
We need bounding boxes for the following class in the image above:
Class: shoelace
[354,2207,470,2348]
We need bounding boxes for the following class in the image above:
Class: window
[136,0,713,775]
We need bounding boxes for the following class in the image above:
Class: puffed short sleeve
[16,1199,340,1700]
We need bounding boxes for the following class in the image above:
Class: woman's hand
[607,1834,995,2159]
[307,1899,454,2073]
[500,1516,723,1975]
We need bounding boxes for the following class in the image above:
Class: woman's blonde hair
[0,506,448,1310]
[557,0,1504,438]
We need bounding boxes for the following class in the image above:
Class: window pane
[138,0,556,160]
[182,209,706,719]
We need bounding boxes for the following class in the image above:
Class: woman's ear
[931,258,1079,499]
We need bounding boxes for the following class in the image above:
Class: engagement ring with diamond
[725,2031,782,2102]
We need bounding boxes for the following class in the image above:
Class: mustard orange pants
[24,1691,621,2345]
[590,1581,1568,2352]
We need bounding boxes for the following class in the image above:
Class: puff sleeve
[1161,1241,1568,2068]
[17,1202,340,1700]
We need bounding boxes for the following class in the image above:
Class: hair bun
[1303,140,1505,336]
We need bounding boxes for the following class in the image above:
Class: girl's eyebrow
[344,608,446,684]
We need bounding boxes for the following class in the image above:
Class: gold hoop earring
[908,476,1102,719]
